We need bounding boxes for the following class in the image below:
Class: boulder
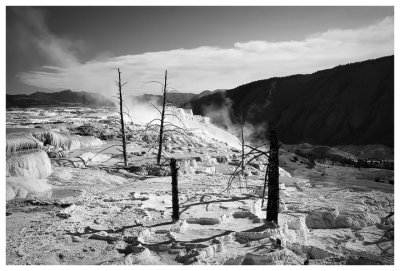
[195,167,216,175]
[305,207,380,229]
[190,159,198,168]
[215,155,229,164]
[279,200,288,212]
[208,157,218,165]
[294,179,312,191]
[305,207,339,229]
[117,247,155,265]
[336,211,381,229]
[170,220,189,233]
[179,166,196,175]
[287,217,309,243]
[147,165,171,176]
[249,199,263,218]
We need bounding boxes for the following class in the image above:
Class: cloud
[10,7,81,68]
[18,15,393,97]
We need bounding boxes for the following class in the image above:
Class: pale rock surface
[6,177,52,200]
[242,248,298,265]
[78,152,111,164]
[70,136,103,151]
[249,199,263,218]
[279,176,311,189]
[279,200,288,212]
[195,167,216,175]
[279,167,291,177]
[6,150,52,179]
[111,247,156,265]
[190,159,197,168]
[287,217,309,243]
[305,206,381,229]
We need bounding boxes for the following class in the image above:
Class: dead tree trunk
[261,164,269,207]
[157,70,168,165]
[266,130,280,223]
[117,68,128,167]
[240,105,245,174]
[170,158,179,220]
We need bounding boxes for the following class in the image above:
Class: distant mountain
[6,89,115,108]
[132,89,226,107]
[184,56,394,147]
[189,89,227,102]
[132,93,197,107]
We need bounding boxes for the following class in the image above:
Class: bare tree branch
[150,103,163,115]
[245,144,270,157]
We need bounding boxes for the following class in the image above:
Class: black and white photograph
[3,1,397,267]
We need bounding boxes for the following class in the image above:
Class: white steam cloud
[125,96,161,125]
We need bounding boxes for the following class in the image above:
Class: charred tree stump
[266,130,280,223]
[170,158,180,220]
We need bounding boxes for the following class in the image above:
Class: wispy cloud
[11,7,81,68]
[18,15,393,96]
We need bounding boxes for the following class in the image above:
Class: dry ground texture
[5,109,394,265]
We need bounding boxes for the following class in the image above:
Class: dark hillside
[185,56,394,147]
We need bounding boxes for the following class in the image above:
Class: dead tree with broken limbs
[142,70,194,165]
[157,71,168,165]
[221,105,251,192]
[240,105,245,174]
[55,69,133,170]
[223,142,270,194]
[222,130,281,225]
[116,68,128,167]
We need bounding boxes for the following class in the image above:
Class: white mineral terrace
[5,107,394,265]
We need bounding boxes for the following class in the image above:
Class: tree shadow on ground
[165,195,258,215]
[64,220,179,238]
[64,223,145,237]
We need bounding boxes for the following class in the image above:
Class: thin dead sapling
[116,68,128,167]
[142,70,194,165]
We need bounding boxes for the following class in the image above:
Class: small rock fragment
[56,213,71,219]
[72,236,82,242]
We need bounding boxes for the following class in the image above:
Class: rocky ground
[6,142,394,265]
[5,109,395,265]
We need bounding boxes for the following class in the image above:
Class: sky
[6,6,394,96]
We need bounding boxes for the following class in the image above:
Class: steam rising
[200,97,269,146]
[125,96,160,125]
